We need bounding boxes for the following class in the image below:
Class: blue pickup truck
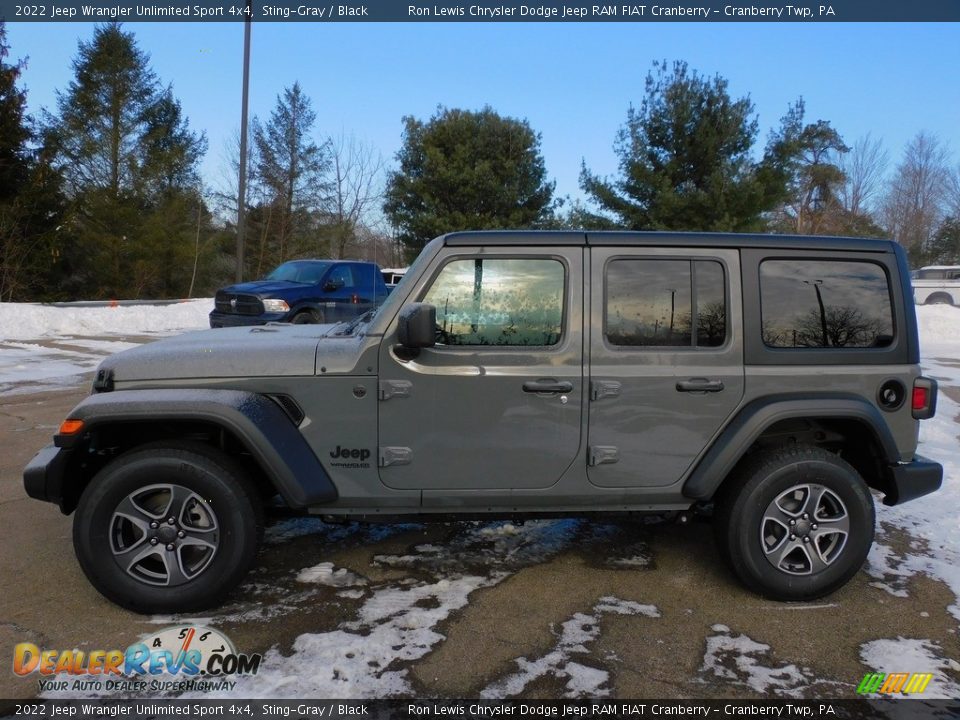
[210,259,389,327]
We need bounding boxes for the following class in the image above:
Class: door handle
[676,378,725,393]
[523,380,574,394]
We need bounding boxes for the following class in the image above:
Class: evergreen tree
[383,106,555,255]
[50,23,157,197]
[0,22,65,302]
[924,216,960,266]
[767,100,851,235]
[0,22,29,203]
[251,82,332,268]
[580,61,788,232]
[45,23,206,298]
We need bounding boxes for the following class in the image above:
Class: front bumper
[209,310,287,328]
[24,444,71,512]
[882,455,943,506]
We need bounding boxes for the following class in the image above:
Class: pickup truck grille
[214,292,263,315]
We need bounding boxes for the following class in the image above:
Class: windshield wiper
[334,309,377,335]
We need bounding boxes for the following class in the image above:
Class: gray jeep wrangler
[24,231,943,613]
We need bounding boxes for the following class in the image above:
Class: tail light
[912,377,938,420]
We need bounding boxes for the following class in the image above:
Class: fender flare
[682,394,901,500]
[60,389,337,508]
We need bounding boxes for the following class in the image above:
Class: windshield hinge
[379,380,412,401]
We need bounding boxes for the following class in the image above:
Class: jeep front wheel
[714,445,874,601]
[73,442,262,613]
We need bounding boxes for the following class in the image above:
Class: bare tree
[327,134,384,259]
[838,133,888,217]
[881,131,951,254]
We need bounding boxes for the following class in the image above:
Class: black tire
[73,442,263,614]
[292,309,323,324]
[714,444,874,601]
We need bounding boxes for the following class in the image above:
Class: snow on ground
[480,597,660,699]
[194,520,609,699]
[699,624,819,697]
[859,638,960,699]
[867,305,960,620]
[0,299,211,341]
[0,300,211,395]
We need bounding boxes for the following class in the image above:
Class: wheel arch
[50,389,337,513]
[925,291,956,305]
[683,395,900,503]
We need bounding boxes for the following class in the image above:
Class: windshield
[265,261,331,284]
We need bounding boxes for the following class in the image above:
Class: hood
[100,325,332,381]
[219,280,307,296]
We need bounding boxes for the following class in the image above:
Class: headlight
[262,299,290,313]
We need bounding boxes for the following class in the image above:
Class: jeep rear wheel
[73,442,262,613]
[714,444,874,601]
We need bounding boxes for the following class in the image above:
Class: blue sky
[5,21,960,206]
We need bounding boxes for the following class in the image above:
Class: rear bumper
[24,444,71,512]
[882,455,943,506]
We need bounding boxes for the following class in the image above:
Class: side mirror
[397,303,436,349]
[323,280,344,292]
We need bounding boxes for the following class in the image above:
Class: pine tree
[0,22,65,301]
[0,22,29,203]
[45,23,206,298]
[251,82,332,269]
[580,61,788,232]
[767,100,851,235]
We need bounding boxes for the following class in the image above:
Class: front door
[587,246,744,488]
[377,248,583,491]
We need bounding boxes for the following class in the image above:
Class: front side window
[760,260,894,348]
[422,258,564,346]
[605,259,726,348]
[326,265,355,288]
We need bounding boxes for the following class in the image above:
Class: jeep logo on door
[329,446,371,469]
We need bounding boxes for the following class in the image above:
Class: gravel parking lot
[2,368,959,701]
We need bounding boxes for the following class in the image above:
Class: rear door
[587,245,744,488]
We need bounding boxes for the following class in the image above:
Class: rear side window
[605,259,726,348]
[760,260,894,348]
[423,258,564,346]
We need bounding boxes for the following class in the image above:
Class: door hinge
[588,446,619,466]
[590,380,621,401]
[379,380,412,401]
[379,446,412,467]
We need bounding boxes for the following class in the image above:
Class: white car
[912,265,960,305]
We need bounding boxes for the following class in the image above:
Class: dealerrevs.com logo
[13,626,261,693]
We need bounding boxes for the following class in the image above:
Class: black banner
[2,0,960,23]
[3,699,960,720]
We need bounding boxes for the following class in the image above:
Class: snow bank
[917,304,960,353]
[0,299,212,341]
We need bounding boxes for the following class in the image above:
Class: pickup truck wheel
[292,309,323,324]
[714,445,874,601]
[73,442,262,614]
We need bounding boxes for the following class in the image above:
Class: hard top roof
[442,230,894,253]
